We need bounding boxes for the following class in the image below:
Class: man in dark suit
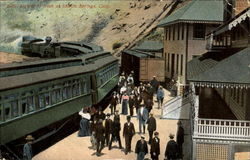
[176,121,184,158]
[165,134,178,160]
[95,108,106,121]
[123,116,135,154]
[105,114,112,146]
[95,119,105,156]
[110,92,118,115]
[109,116,122,150]
[150,132,160,160]
[137,105,148,134]
[147,113,156,144]
[128,94,135,116]
[135,135,148,160]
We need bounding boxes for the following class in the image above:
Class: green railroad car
[0,50,119,145]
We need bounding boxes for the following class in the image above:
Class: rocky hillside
[0,0,184,63]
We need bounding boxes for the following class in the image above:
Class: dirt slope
[0,0,184,63]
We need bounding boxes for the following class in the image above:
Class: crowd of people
[76,71,185,160]
[22,72,185,160]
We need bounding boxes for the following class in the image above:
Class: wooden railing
[206,33,232,50]
[189,83,250,142]
[194,118,250,141]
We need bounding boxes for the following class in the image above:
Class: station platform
[34,89,191,160]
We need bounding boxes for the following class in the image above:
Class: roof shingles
[158,0,224,27]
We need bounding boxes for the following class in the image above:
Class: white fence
[194,118,250,141]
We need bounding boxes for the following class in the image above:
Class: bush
[112,42,123,50]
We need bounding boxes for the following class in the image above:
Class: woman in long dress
[78,107,91,137]
[121,93,129,115]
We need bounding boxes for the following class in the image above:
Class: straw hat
[25,135,34,141]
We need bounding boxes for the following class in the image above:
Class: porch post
[194,95,199,135]
[228,143,235,160]
[245,88,250,120]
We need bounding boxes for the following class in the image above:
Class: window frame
[193,23,206,40]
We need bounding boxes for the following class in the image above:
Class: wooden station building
[187,6,250,160]
[121,41,165,85]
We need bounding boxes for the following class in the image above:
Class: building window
[169,26,171,41]
[176,54,179,74]
[180,55,183,75]
[165,28,168,41]
[177,23,180,40]
[173,25,175,41]
[193,23,206,39]
[0,105,2,122]
[181,23,185,40]
[167,53,170,71]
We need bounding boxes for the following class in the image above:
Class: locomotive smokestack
[45,36,52,44]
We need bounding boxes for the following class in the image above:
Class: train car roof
[0,51,110,70]
[0,55,118,91]
[61,42,103,52]
[0,57,81,70]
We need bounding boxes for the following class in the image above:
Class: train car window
[66,84,72,99]
[44,92,50,106]
[81,81,87,94]
[39,94,45,108]
[21,98,28,115]
[27,96,35,112]
[63,87,67,100]
[4,94,19,118]
[72,80,79,97]
[4,103,11,120]
[11,101,18,118]
[56,89,62,102]
[51,90,57,105]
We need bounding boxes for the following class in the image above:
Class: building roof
[189,47,250,84]
[212,7,250,36]
[158,0,224,27]
[132,41,163,52]
[187,56,218,80]
[122,49,157,58]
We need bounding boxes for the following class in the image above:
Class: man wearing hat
[105,114,113,146]
[127,73,134,87]
[95,107,106,121]
[137,104,148,134]
[23,135,34,160]
[165,134,178,160]
[150,76,160,94]
[150,132,160,160]
[114,110,120,122]
[147,113,157,144]
[109,115,122,150]
[135,135,148,160]
[176,121,184,158]
[95,119,105,156]
[123,116,135,154]
[110,92,118,115]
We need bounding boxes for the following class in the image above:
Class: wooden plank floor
[34,89,191,160]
